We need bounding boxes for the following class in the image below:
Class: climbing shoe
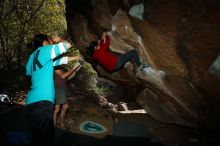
[139,64,149,71]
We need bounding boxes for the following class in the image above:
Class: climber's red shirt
[93,35,118,72]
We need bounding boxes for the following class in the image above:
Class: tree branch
[25,0,45,24]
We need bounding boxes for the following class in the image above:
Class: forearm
[67,55,79,62]
[68,63,81,80]
[60,68,75,79]
[67,71,76,80]
[101,35,110,50]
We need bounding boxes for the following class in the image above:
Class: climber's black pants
[114,49,141,71]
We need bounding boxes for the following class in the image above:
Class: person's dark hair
[27,33,49,52]
[87,41,98,56]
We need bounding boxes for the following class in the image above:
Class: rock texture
[65,0,220,130]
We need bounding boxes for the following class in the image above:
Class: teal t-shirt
[25,42,68,105]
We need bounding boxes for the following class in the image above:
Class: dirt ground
[0,90,219,146]
[64,93,219,146]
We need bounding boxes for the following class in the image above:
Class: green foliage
[64,47,97,77]
[64,47,81,70]
[0,0,66,69]
[0,0,106,98]
[64,47,108,97]
[92,86,108,96]
[28,0,67,37]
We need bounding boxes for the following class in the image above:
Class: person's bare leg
[53,104,60,127]
[59,103,69,128]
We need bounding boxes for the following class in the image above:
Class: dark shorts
[25,100,54,146]
[55,88,67,105]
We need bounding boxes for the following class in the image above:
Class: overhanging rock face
[65,0,220,130]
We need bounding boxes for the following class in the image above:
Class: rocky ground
[64,91,219,146]
[3,80,219,146]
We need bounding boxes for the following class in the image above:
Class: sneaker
[139,64,149,71]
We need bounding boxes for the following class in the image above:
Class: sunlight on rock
[117,109,147,114]
[136,66,166,88]
[142,67,166,80]
[111,25,117,31]
[129,3,144,20]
